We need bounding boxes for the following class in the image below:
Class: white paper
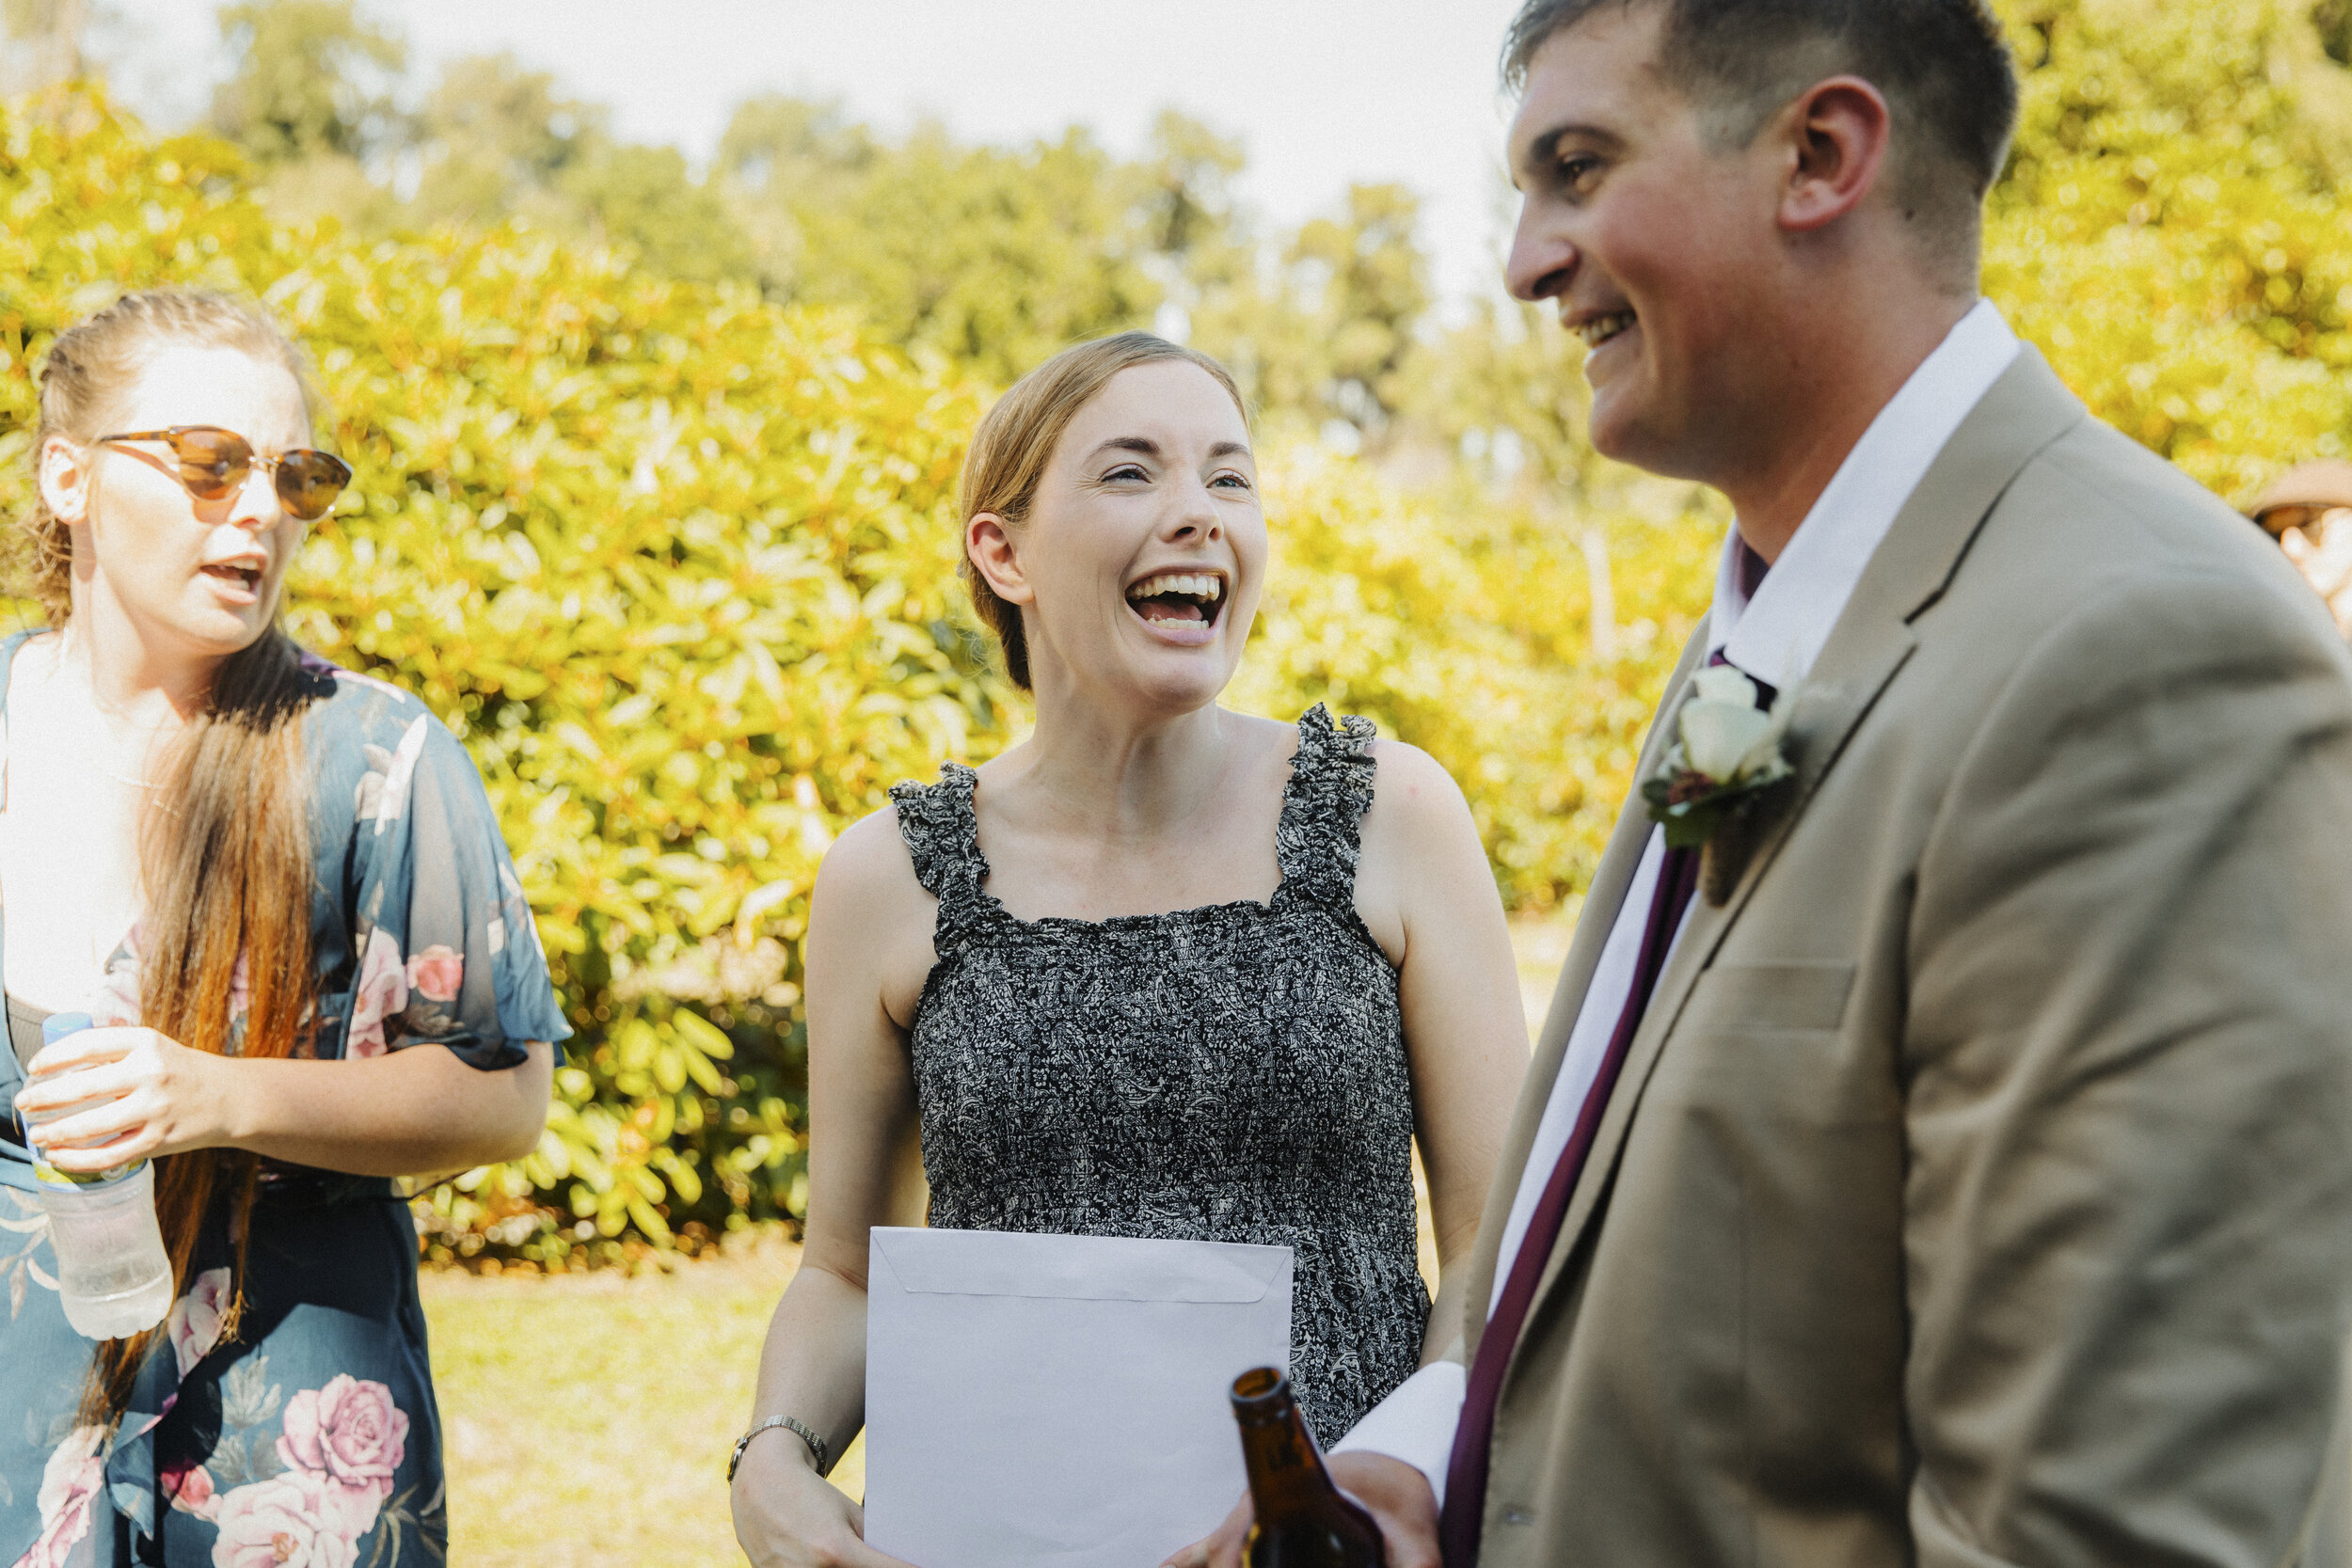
[863,1226,1294,1568]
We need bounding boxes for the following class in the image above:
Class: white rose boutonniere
[1642,664,1799,902]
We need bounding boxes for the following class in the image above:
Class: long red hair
[26,291,323,1423]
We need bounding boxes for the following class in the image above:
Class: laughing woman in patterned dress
[731,334,1533,1566]
[0,290,569,1568]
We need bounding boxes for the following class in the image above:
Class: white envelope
[863,1226,1294,1568]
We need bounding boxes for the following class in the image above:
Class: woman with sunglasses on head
[0,289,568,1568]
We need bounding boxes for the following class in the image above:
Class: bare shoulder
[1355,737,1486,954]
[809,803,943,1027]
[1362,737,1476,843]
[811,805,931,928]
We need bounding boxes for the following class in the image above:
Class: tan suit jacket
[1464,349,2352,1567]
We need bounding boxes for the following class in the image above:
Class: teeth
[1576,311,1635,349]
[1125,572,1223,602]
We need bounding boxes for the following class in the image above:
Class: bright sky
[93,0,1535,315]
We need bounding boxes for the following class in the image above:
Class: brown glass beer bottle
[1230,1366,1386,1568]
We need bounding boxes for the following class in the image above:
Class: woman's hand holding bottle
[16,1024,230,1170]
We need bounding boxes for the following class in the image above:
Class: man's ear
[1776,75,1892,233]
[38,433,92,526]
[965,513,1033,606]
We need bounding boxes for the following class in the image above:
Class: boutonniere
[1641,665,1800,904]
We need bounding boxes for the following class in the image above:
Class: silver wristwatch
[730,1415,829,1481]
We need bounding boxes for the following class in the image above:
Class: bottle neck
[1236,1397,1341,1513]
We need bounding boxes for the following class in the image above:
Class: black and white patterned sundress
[888,705,1428,1444]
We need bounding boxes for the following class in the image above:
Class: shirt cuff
[1328,1360,1466,1510]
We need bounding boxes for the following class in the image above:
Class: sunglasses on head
[94,425,352,522]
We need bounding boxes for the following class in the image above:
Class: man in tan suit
[1184,0,2352,1564]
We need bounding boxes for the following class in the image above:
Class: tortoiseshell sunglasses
[94,425,352,521]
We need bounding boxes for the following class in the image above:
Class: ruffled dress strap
[890,763,995,954]
[1273,705,1378,913]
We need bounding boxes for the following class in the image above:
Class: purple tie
[1438,618,1771,1565]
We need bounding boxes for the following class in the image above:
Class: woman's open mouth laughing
[1124,570,1227,639]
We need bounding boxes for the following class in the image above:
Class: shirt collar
[1710,299,2022,684]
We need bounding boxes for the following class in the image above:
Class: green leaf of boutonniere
[1641,666,1798,850]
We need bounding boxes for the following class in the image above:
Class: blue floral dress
[0,634,571,1568]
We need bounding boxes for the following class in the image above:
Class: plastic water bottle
[23,1011,174,1338]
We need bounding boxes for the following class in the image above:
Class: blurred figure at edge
[2252,459,2352,640]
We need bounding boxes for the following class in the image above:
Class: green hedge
[2,94,1698,1259]
[10,0,2349,1258]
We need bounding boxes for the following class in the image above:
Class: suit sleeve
[1903,568,2352,1566]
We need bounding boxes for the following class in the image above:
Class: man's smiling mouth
[1124,571,1226,628]
[1575,310,1636,350]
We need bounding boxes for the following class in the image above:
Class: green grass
[421,1243,866,1568]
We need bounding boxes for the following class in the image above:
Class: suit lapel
[1456,621,1710,1364]
[1517,348,2091,1325]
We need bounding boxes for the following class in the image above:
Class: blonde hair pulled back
[960,332,1248,690]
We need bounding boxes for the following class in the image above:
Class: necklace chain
[94,770,161,799]
[94,763,160,790]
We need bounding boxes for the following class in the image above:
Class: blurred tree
[207,0,405,230]
[1408,299,1589,503]
[210,0,404,166]
[712,93,876,296]
[1284,182,1431,444]
[408,52,605,229]
[1134,108,1247,276]
[717,94,877,192]
[1986,0,2352,502]
[778,123,1163,385]
[403,51,755,284]
[559,140,756,286]
[1184,182,1435,448]
[2318,0,2352,63]
[1,0,88,95]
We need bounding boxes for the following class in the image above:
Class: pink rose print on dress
[207,1469,358,1568]
[276,1374,408,1534]
[167,1267,234,1378]
[404,945,463,1004]
[163,1460,219,1520]
[345,929,407,1060]
[92,930,255,1051]
[18,1424,104,1568]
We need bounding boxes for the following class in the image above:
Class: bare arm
[21,1033,553,1176]
[731,811,930,1568]
[1359,740,1529,1360]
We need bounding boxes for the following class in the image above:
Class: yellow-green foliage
[1987,0,2352,498]
[9,0,2352,1251]
[1,92,1015,1252]
[1233,450,1716,910]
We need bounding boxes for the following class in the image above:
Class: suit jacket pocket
[1681,960,1857,1035]
[1670,960,1891,1130]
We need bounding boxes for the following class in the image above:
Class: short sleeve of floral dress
[0,640,571,1568]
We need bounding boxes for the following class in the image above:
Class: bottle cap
[41,1012,94,1046]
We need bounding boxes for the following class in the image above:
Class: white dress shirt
[1330,300,2023,1504]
